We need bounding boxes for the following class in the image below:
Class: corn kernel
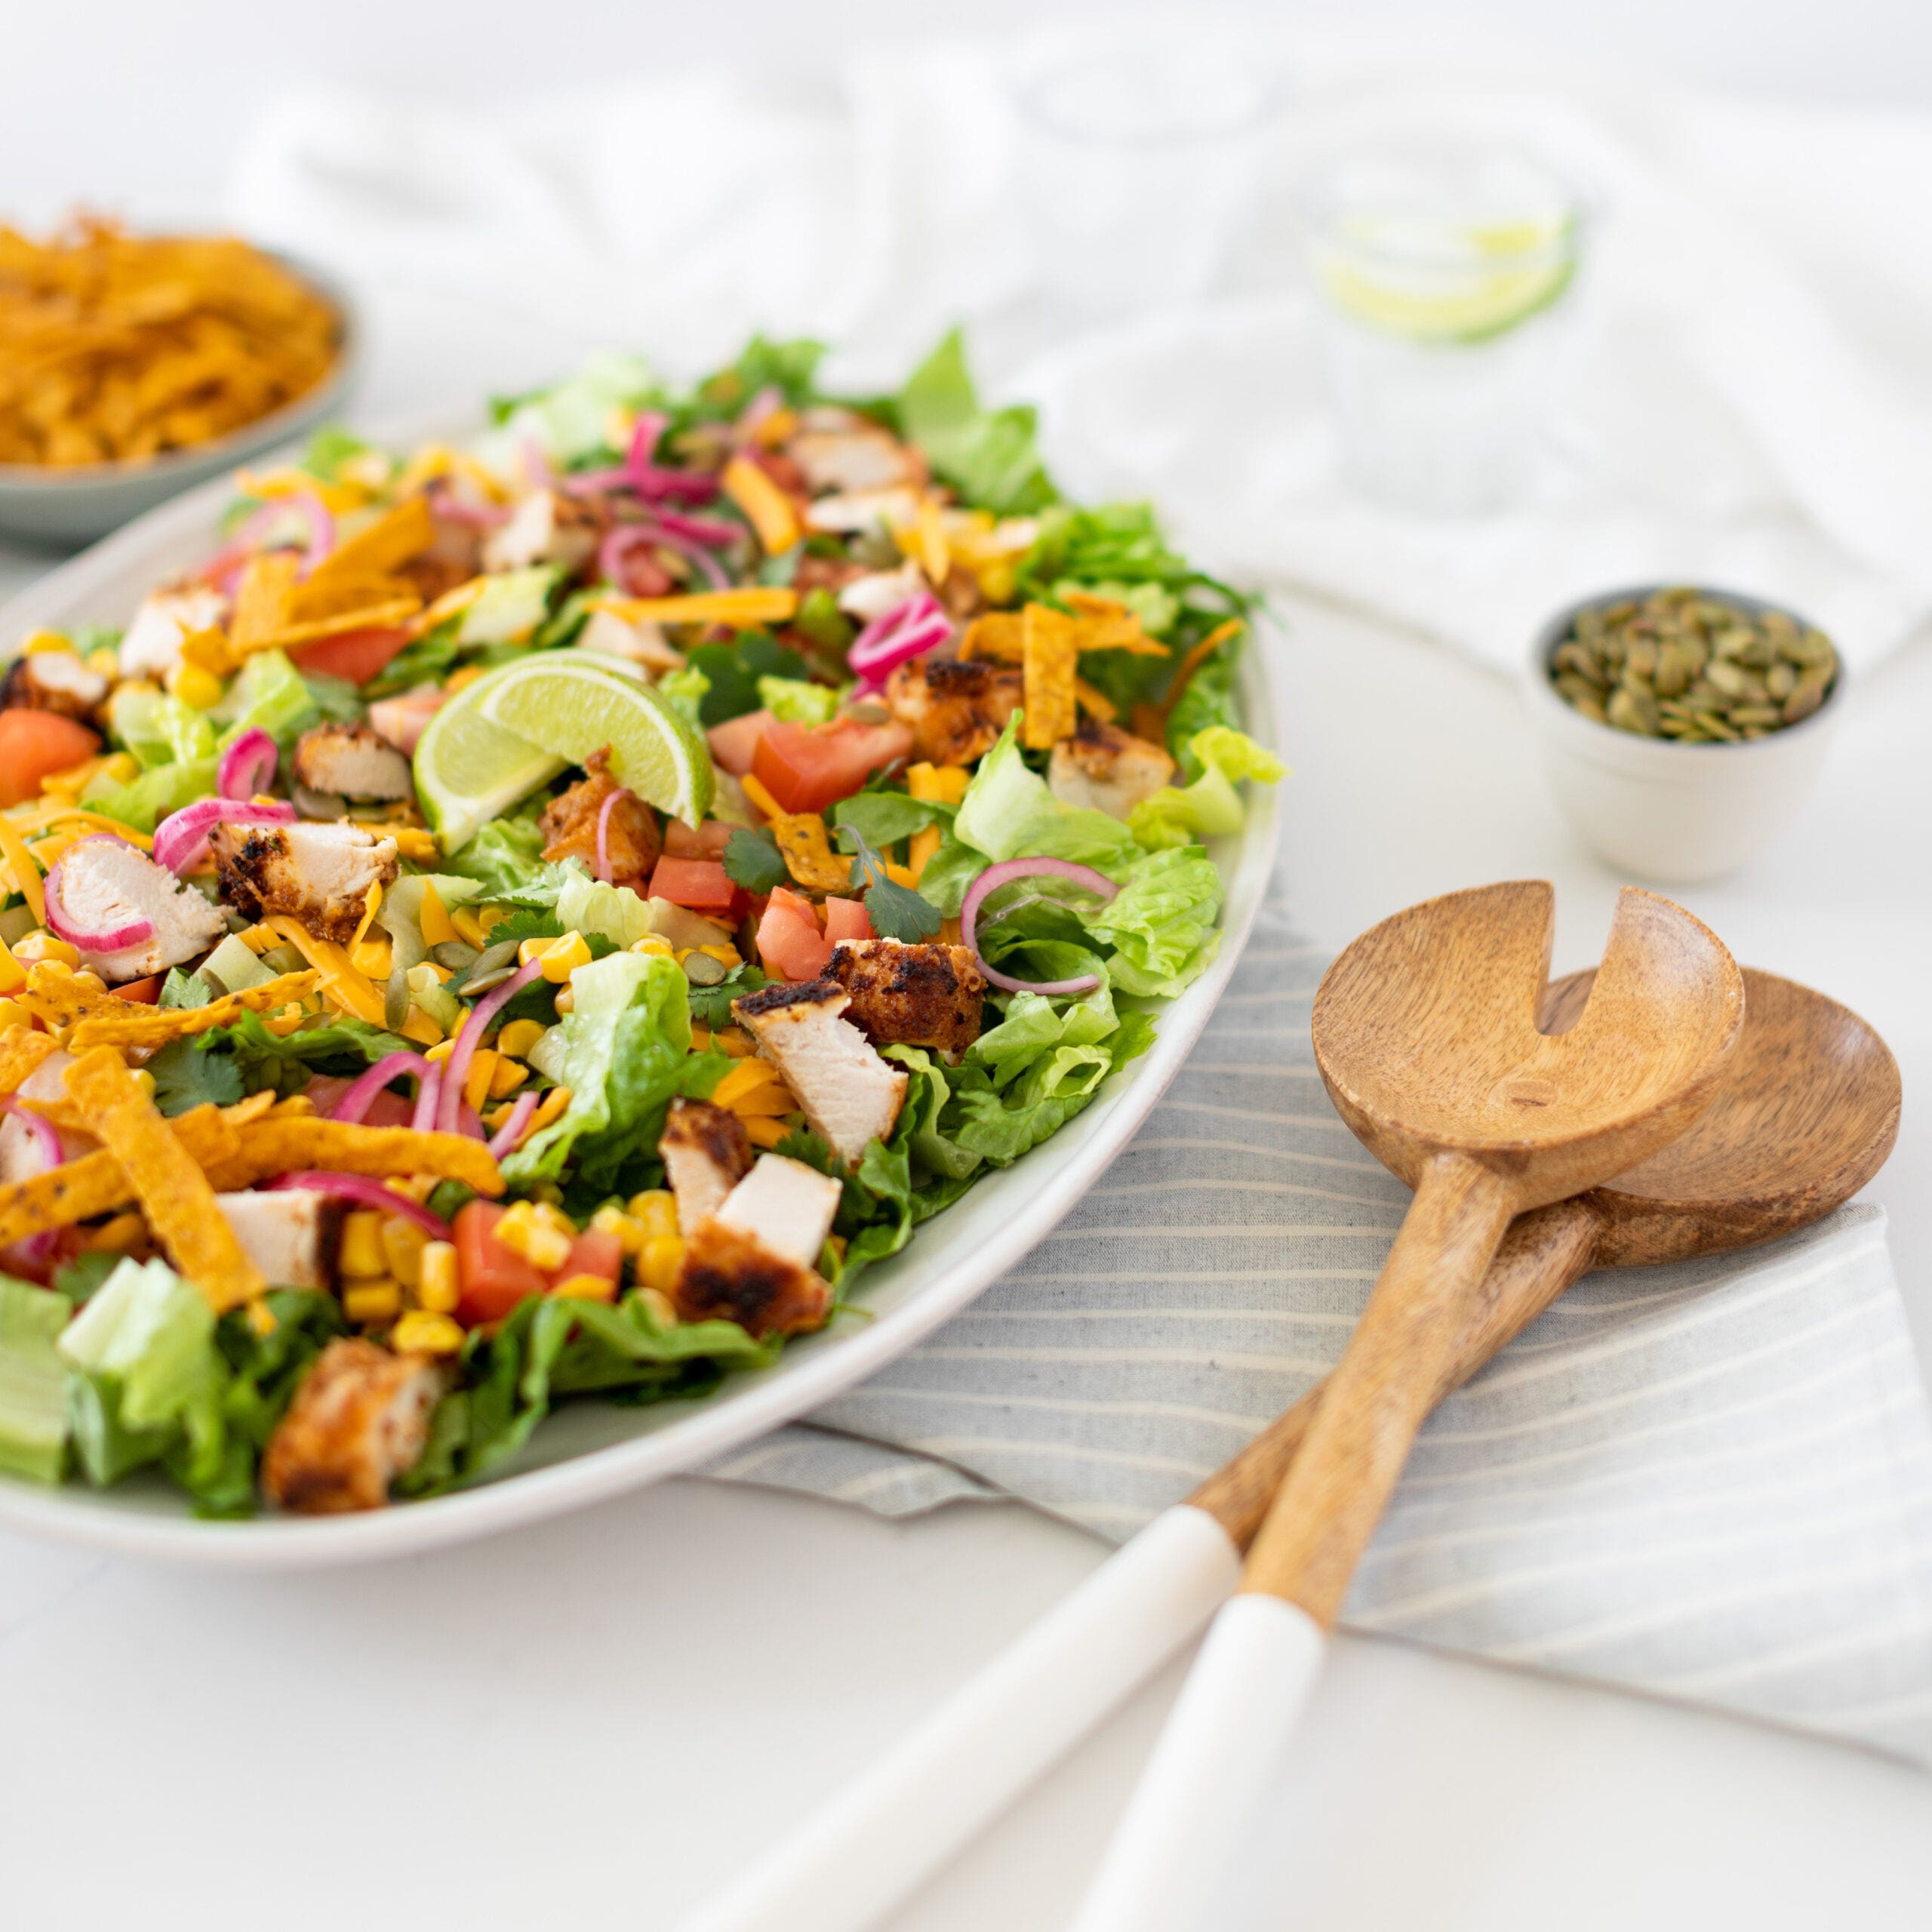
[418,1240,460,1313]
[552,987,574,1014]
[697,943,740,969]
[349,934,393,979]
[629,934,674,956]
[551,1272,618,1303]
[168,663,225,711]
[488,1056,527,1098]
[497,1017,547,1059]
[638,1287,680,1329]
[495,1199,574,1272]
[13,932,78,969]
[343,1278,402,1324]
[425,1038,455,1065]
[392,1309,464,1355]
[0,998,29,1034]
[537,931,592,982]
[83,1211,147,1254]
[627,1189,679,1240]
[639,1235,685,1295]
[0,942,27,995]
[179,627,235,676]
[591,1204,648,1254]
[339,1210,388,1278]
[87,648,119,679]
[73,969,106,993]
[20,629,69,655]
[381,1217,429,1288]
[131,1069,155,1099]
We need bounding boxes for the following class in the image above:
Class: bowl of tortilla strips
[0,216,358,546]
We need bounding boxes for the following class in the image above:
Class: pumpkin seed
[1547,588,1837,743]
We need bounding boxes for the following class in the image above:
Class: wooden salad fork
[1067,881,1744,1932]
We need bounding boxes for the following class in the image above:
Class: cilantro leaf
[723,826,790,894]
[146,1038,245,1116]
[836,826,941,943]
[687,963,768,1028]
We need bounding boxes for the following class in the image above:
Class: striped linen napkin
[703,897,1932,1766]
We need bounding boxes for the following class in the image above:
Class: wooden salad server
[681,895,1910,1932]
[1068,880,1747,1932]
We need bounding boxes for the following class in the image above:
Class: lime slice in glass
[1318,213,1577,344]
[475,655,714,827]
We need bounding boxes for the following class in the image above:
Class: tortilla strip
[229,552,301,652]
[1074,675,1118,721]
[960,612,1023,663]
[0,1028,57,1095]
[295,496,433,600]
[208,1118,505,1196]
[1021,603,1080,750]
[66,969,320,1051]
[65,1050,264,1312]
[1157,617,1244,723]
[1060,591,1170,657]
[0,1103,235,1246]
[17,961,123,1035]
[251,595,422,653]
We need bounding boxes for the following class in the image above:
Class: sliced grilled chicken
[211,821,400,946]
[826,938,986,1059]
[2,648,108,721]
[1047,716,1177,820]
[733,980,908,1167]
[291,722,414,802]
[660,1097,753,1232]
[884,658,1023,766]
[262,1338,452,1514]
[54,837,226,983]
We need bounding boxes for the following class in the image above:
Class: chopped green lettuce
[1128,727,1287,851]
[83,755,220,834]
[657,664,710,728]
[490,351,658,465]
[457,566,561,646]
[106,684,217,770]
[0,1276,70,1482]
[896,330,1057,517]
[213,648,317,748]
[952,718,1140,878]
[1081,847,1225,998]
[757,675,838,725]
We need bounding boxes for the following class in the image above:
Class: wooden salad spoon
[680,884,1786,1932]
[1067,879,1749,1932]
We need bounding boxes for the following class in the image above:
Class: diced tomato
[613,547,675,598]
[110,975,162,1004]
[706,709,771,778]
[552,1229,624,1292]
[0,710,100,808]
[752,717,913,816]
[290,625,413,687]
[367,685,445,755]
[664,818,737,860]
[453,1198,549,1325]
[648,856,744,917]
[304,1073,414,1127]
[821,897,872,946]
[758,885,835,982]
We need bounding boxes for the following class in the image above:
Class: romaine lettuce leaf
[0,1275,69,1482]
[1128,726,1287,851]
[758,675,837,725]
[1081,847,1225,998]
[952,718,1140,879]
[896,330,1057,516]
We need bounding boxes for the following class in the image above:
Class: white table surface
[0,565,1924,1927]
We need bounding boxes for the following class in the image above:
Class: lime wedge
[1318,214,1577,344]
[475,655,714,826]
[414,672,567,855]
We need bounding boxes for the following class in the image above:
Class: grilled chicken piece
[211,821,400,946]
[672,1220,832,1339]
[1047,717,1177,820]
[826,939,986,1059]
[802,487,921,537]
[292,721,414,802]
[54,836,227,983]
[262,1338,452,1514]
[2,648,107,721]
[788,408,925,496]
[483,489,600,575]
[674,1152,844,1337]
[884,658,1024,767]
[734,980,908,1167]
[537,746,663,888]
[403,500,485,602]
[117,583,227,680]
[215,1187,340,1290]
[577,605,684,673]
[839,559,928,622]
[660,1097,753,1232]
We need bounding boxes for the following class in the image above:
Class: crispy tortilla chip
[1021,604,1080,749]
[0,1103,233,1245]
[217,1119,505,1196]
[229,551,301,652]
[1074,675,1118,722]
[17,961,122,1036]
[250,594,422,654]
[64,1051,263,1311]
[1158,617,1244,722]
[961,612,1023,663]
[770,813,854,892]
[297,496,433,598]
[66,969,320,1051]
[1062,591,1170,657]
[0,1028,57,1096]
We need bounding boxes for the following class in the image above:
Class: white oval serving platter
[0,448,1281,1567]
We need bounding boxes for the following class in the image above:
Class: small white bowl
[0,251,361,549]
[1522,586,1845,884]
